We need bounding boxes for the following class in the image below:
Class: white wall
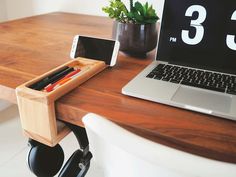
[0,0,7,22]
[5,0,64,20]
[3,0,164,21]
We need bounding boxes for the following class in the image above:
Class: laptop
[122,0,236,121]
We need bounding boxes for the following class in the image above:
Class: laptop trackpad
[171,86,232,113]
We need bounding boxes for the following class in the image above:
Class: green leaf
[102,0,159,24]
[127,12,134,18]
[142,3,147,16]
[144,19,156,24]
[134,2,144,16]
[130,0,134,12]
[147,5,155,16]
[102,0,129,21]
[133,11,144,23]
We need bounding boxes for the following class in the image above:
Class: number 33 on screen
[165,1,234,52]
[181,5,236,51]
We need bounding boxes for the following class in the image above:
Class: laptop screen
[157,0,236,74]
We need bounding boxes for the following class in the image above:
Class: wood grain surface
[0,12,235,163]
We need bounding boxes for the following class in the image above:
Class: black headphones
[27,122,93,177]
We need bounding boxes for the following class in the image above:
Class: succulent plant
[102,0,159,24]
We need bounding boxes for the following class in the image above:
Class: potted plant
[103,0,159,57]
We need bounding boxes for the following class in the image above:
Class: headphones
[27,122,93,177]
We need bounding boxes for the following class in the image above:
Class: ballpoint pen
[29,66,74,90]
[44,69,81,92]
[46,66,90,92]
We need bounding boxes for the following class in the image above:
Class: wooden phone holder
[16,58,106,147]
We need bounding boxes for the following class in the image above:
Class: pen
[29,66,69,89]
[44,69,81,92]
[32,67,74,90]
[63,69,81,78]
[46,66,90,92]
[49,77,72,91]
[69,66,90,79]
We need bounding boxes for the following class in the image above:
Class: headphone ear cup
[27,143,64,177]
[59,150,90,177]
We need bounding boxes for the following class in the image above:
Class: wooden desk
[0,12,235,163]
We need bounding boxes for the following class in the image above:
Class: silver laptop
[122,0,236,121]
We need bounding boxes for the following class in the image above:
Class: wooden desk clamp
[16,58,106,147]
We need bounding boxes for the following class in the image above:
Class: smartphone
[70,35,120,66]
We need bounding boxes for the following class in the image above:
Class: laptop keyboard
[146,64,236,95]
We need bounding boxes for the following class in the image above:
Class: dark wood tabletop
[0,12,235,163]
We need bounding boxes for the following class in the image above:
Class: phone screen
[74,36,116,65]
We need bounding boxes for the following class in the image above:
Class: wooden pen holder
[16,58,106,147]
